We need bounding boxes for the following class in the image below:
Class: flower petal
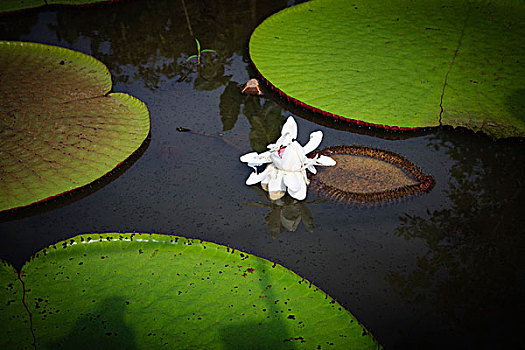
[240,151,272,167]
[306,164,317,174]
[246,172,261,185]
[267,116,298,150]
[281,116,298,141]
[269,190,285,201]
[287,175,308,201]
[303,155,319,173]
[268,169,286,194]
[270,151,284,169]
[302,130,323,154]
[268,133,291,151]
[240,151,258,163]
[316,155,336,166]
[281,141,304,171]
[284,171,303,192]
[246,165,271,185]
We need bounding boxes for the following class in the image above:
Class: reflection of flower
[240,117,335,200]
[244,187,316,239]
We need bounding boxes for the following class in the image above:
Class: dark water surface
[1,1,524,348]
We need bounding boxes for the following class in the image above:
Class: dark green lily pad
[0,0,41,13]
[0,41,150,211]
[0,233,381,349]
[440,1,525,137]
[0,0,116,13]
[0,261,32,350]
[249,0,525,138]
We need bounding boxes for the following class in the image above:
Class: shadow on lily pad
[1,233,381,349]
[44,296,137,350]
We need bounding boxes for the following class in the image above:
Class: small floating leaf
[0,41,150,211]
[311,146,434,204]
[2,233,381,349]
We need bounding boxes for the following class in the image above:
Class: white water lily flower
[240,116,335,201]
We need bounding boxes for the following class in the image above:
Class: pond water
[1,0,524,348]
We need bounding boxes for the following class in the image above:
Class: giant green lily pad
[0,261,32,349]
[0,233,381,349]
[0,41,150,211]
[249,0,525,138]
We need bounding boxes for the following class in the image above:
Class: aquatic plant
[0,233,381,349]
[0,41,150,212]
[240,117,335,201]
[186,38,216,66]
[310,145,435,205]
[249,0,525,138]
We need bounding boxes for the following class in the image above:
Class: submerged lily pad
[249,0,525,138]
[0,41,150,211]
[0,233,381,349]
[311,146,434,204]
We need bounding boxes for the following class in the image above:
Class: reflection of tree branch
[45,0,289,90]
[243,98,284,153]
[181,0,194,38]
[219,80,286,153]
[388,132,525,333]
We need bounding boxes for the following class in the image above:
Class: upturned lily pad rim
[266,91,437,141]
[252,68,421,132]
[310,145,435,205]
[0,131,151,222]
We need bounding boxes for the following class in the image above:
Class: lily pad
[1,233,381,349]
[249,0,525,138]
[0,261,32,350]
[0,0,116,13]
[0,41,150,211]
[310,146,434,204]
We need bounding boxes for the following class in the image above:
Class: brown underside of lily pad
[310,145,434,205]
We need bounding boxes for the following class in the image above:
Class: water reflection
[30,0,289,90]
[221,85,284,152]
[33,0,290,152]
[2,1,523,348]
[0,11,39,37]
[244,187,317,239]
[388,131,525,340]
